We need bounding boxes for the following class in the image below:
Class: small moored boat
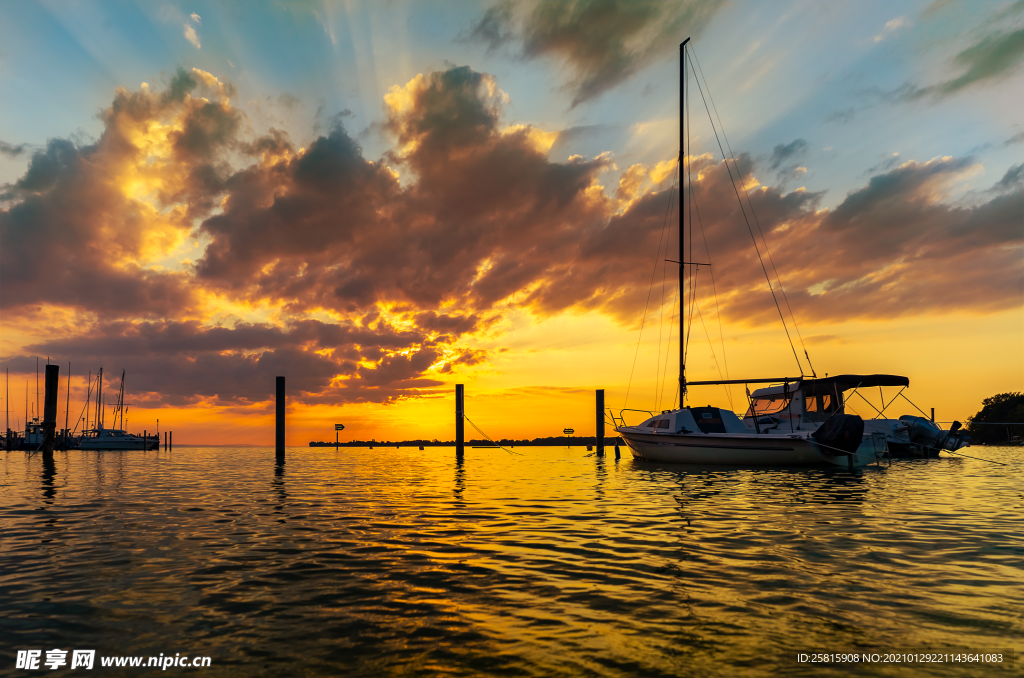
[79,428,159,451]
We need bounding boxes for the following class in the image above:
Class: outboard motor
[899,416,970,452]
[811,413,864,455]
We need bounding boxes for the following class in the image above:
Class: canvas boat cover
[800,374,909,395]
[811,413,865,455]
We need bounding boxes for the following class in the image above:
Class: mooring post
[276,376,286,459]
[143,429,147,451]
[169,431,172,451]
[455,384,464,456]
[596,389,605,456]
[930,408,935,423]
[41,364,59,459]
[164,431,167,451]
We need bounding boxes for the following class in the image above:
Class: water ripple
[1,446,1021,676]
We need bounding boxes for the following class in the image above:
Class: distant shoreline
[309,436,625,448]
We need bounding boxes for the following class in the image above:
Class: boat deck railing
[611,409,655,429]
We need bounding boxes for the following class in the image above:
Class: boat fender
[811,413,864,455]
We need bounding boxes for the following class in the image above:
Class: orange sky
[2,2,1021,445]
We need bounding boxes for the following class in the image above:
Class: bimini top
[800,374,909,392]
[749,374,909,398]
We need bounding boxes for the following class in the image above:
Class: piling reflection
[272,457,287,514]
[593,453,606,501]
[40,455,57,505]
[453,453,465,506]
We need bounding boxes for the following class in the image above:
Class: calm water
[1,445,1020,677]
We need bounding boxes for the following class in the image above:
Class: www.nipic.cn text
[15,650,212,670]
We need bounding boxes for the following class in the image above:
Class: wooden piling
[63,364,70,451]
[169,431,172,450]
[41,364,59,459]
[276,376,286,458]
[596,389,605,455]
[164,431,168,451]
[143,429,147,451]
[455,384,464,456]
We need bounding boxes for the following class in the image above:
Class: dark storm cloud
[892,27,1024,102]
[465,0,723,107]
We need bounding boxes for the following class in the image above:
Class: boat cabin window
[804,395,838,422]
[744,396,792,418]
[646,419,671,428]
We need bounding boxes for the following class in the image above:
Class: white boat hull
[618,429,883,467]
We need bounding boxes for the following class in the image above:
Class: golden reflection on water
[1,446,1021,676]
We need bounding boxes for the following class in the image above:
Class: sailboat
[78,369,159,451]
[614,39,908,467]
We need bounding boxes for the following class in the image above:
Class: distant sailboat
[78,369,158,450]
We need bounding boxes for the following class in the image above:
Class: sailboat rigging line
[659,278,680,410]
[694,299,732,408]
[688,45,813,370]
[463,414,521,456]
[683,265,698,378]
[875,387,908,420]
[656,199,671,411]
[688,176,732,408]
[849,389,884,417]
[683,52,692,404]
[897,391,934,420]
[685,48,804,376]
[624,164,679,409]
[940,449,1006,466]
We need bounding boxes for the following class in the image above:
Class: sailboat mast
[679,38,690,409]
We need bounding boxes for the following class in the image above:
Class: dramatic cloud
[3,64,1020,411]
[0,68,238,319]
[465,0,723,107]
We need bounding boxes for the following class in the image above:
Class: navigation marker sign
[335,424,345,431]
[563,428,574,435]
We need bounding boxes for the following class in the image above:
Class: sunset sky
[1,0,1021,445]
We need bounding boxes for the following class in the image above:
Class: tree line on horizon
[966,392,1024,445]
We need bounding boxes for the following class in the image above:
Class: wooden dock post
[164,431,167,450]
[596,389,605,456]
[276,376,286,458]
[41,364,59,459]
[455,384,464,456]
[169,431,172,450]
